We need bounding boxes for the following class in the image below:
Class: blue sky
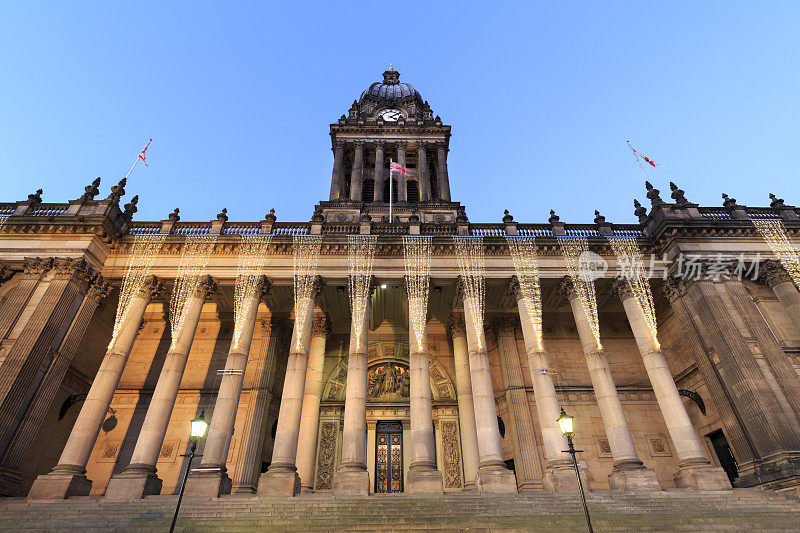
[1,2,798,224]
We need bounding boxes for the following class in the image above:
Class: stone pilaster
[0,257,52,341]
[417,144,431,201]
[349,141,365,201]
[329,140,345,200]
[447,315,480,489]
[435,143,451,201]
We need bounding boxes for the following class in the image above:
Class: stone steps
[1,489,799,531]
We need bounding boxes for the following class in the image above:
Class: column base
[542,462,586,493]
[184,466,232,497]
[475,461,518,494]
[257,465,301,496]
[674,461,732,491]
[28,466,92,499]
[332,467,370,496]
[0,467,24,497]
[608,461,660,492]
[104,464,162,501]
[406,464,444,494]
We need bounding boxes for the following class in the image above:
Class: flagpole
[125,138,152,181]
[389,158,393,222]
[626,140,649,181]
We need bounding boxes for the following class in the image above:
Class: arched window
[362,179,375,202]
[407,181,419,203]
[382,178,399,203]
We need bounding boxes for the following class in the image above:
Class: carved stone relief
[315,421,336,490]
[441,420,462,488]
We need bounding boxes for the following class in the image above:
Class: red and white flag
[390,161,415,178]
[628,143,659,167]
[138,138,152,167]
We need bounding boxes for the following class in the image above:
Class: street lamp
[169,410,208,533]
[557,407,593,533]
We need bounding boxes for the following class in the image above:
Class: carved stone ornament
[557,275,577,301]
[123,195,139,221]
[52,258,94,286]
[502,210,514,224]
[446,314,467,339]
[662,276,688,304]
[645,181,664,207]
[168,208,181,222]
[140,275,165,300]
[367,362,410,401]
[633,199,648,223]
[27,188,43,207]
[758,259,792,288]
[314,421,336,490]
[77,177,101,204]
[216,208,228,223]
[255,275,272,300]
[195,275,219,300]
[0,264,13,284]
[507,275,524,302]
[106,178,126,203]
[670,181,689,205]
[87,276,113,302]
[441,420,462,488]
[491,317,517,338]
[610,277,636,302]
[311,314,331,339]
[22,257,53,278]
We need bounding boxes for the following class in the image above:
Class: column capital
[86,275,113,303]
[21,257,53,279]
[353,140,366,150]
[256,275,273,301]
[53,258,96,289]
[195,275,219,300]
[758,259,793,288]
[311,314,331,339]
[0,264,13,284]
[372,140,386,150]
[446,314,467,340]
[312,275,326,299]
[434,142,448,153]
[507,275,524,302]
[417,143,428,154]
[556,275,577,302]
[610,277,636,302]
[395,141,408,151]
[491,317,517,338]
[140,275,165,300]
[333,139,346,151]
[662,276,689,305]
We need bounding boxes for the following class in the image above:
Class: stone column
[29,276,163,499]
[491,318,541,491]
[460,282,517,493]
[396,142,407,202]
[406,290,443,493]
[186,276,271,497]
[561,277,659,491]
[295,314,330,492]
[417,144,431,201]
[435,143,451,201]
[760,259,800,334]
[508,277,578,492]
[259,277,323,496]
[447,315,480,489]
[0,258,52,342]
[329,140,345,200]
[373,141,385,202]
[349,141,365,201]
[105,276,218,500]
[612,278,731,490]
[332,285,372,495]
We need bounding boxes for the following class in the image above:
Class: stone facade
[2,69,800,510]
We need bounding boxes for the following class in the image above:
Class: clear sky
[1,2,798,224]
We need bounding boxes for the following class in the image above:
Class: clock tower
[316,67,463,224]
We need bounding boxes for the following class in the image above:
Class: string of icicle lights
[403,236,432,353]
[506,236,544,352]
[454,236,486,351]
[558,236,603,351]
[232,234,272,351]
[109,234,166,350]
[348,235,378,352]
[752,218,800,291]
[293,235,323,351]
[169,235,217,351]
[608,235,660,350]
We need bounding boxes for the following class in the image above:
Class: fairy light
[608,235,660,350]
[109,233,166,350]
[403,236,432,353]
[348,235,378,352]
[506,236,544,352]
[169,235,217,351]
[454,236,486,351]
[558,236,603,351]
[232,234,272,351]
[752,218,800,290]
[293,235,323,351]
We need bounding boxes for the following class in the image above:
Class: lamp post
[169,411,208,533]
[557,407,593,533]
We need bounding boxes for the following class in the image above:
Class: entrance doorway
[707,429,738,483]
[375,421,403,493]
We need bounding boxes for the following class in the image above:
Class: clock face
[379,108,403,122]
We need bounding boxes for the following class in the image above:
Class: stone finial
[721,193,738,209]
[645,181,664,207]
[28,189,44,207]
[669,181,689,205]
[216,208,228,223]
[360,210,372,222]
[633,199,648,223]
[383,68,400,85]
[264,208,277,224]
[106,178,126,203]
[77,177,101,203]
[311,206,324,222]
[769,193,786,209]
[169,208,181,222]
[502,210,514,223]
[548,209,560,224]
[123,195,139,221]
[456,206,468,223]
[408,210,420,223]
[348,100,359,119]
[594,210,606,224]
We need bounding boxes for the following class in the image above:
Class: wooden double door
[375,421,403,493]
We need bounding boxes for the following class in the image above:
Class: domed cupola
[360,66,421,101]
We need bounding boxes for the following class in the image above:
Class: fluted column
[561,277,659,491]
[186,276,271,497]
[760,259,800,334]
[329,140,345,200]
[349,141,365,201]
[492,318,541,491]
[447,315,480,489]
[105,276,218,500]
[417,144,431,201]
[0,258,52,342]
[295,314,330,492]
[435,143,451,201]
[406,291,443,493]
[373,141,385,202]
[612,278,731,490]
[332,285,372,495]
[396,142,407,202]
[508,277,577,492]
[460,283,517,493]
[259,276,323,496]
